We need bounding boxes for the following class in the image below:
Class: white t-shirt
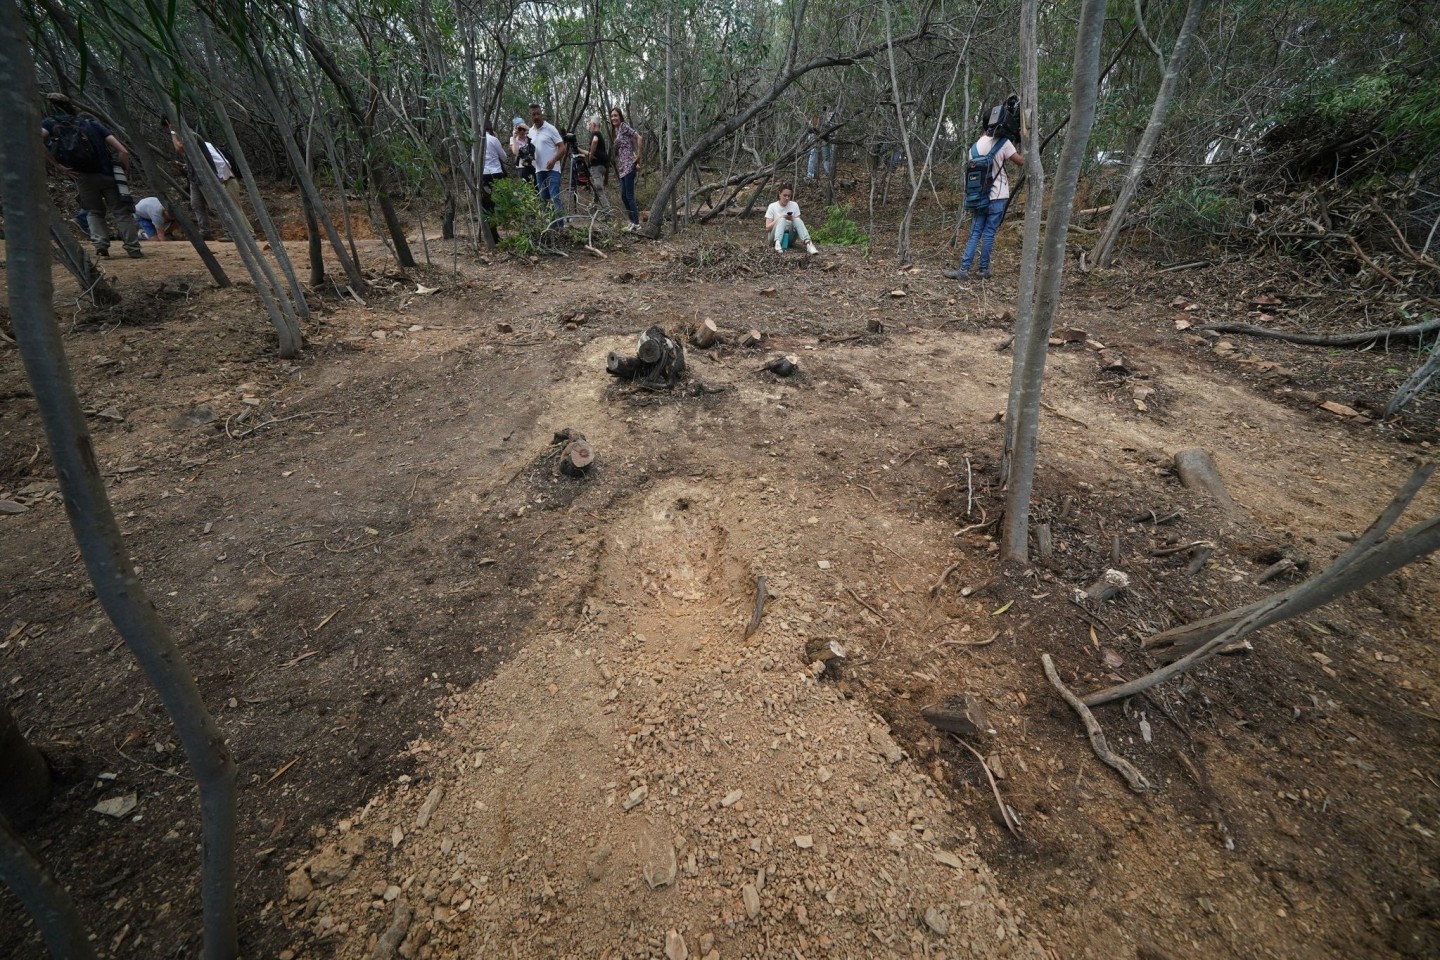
[529,121,565,170]
[135,196,165,224]
[766,200,801,224]
[483,133,506,175]
[205,142,235,181]
[973,135,1018,200]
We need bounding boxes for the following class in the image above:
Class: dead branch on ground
[1041,654,1152,792]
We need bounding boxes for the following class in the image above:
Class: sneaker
[95,248,110,258]
[942,268,969,280]
[775,240,784,253]
[805,241,819,255]
[127,249,144,259]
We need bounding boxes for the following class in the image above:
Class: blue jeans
[961,197,1008,273]
[535,168,563,219]
[807,144,833,178]
[619,170,639,225]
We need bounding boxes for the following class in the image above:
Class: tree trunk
[0,811,95,960]
[1092,0,1207,267]
[48,208,121,306]
[0,9,240,957]
[1002,0,1109,564]
[1001,0,1045,487]
[0,703,50,828]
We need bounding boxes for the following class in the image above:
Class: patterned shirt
[614,122,639,177]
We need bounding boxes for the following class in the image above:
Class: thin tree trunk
[49,208,121,306]
[1002,0,1045,485]
[0,6,238,958]
[1092,0,1207,267]
[1002,0,1109,564]
[0,812,95,960]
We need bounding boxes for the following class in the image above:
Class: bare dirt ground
[2,205,1438,960]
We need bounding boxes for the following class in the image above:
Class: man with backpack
[945,101,1024,281]
[41,113,143,259]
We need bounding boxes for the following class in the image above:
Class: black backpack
[48,116,106,173]
[963,137,1007,210]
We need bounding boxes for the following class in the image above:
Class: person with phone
[763,183,818,255]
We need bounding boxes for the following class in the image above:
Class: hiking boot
[95,248,110,258]
[127,249,145,259]
[978,269,992,280]
[943,268,968,280]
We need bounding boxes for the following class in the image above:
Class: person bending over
[764,184,818,255]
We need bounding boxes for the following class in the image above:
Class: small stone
[391,826,405,848]
[742,883,761,919]
[279,951,296,960]
[932,849,964,870]
[699,933,715,954]
[642,835,678,889]
[372,330,388,340]
[409,324,424,332]
[817,560,831,570]
[307,849,356,887]
[287,870,313,902]
[624,785,648,811]
[924,906,949,936]
[0,500,28,514]
[868,728,905,764]
[586,844,612,881]
[794,835,814,849]
[93,794,138,818]
[987,754,1007,779]
[720,790,744,808]
[415,786,445,829]
[665,930,689,960]
[383,885,401,902]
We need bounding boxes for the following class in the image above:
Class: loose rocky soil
[1,214,1438,960]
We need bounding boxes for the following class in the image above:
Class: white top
[205,142,235,181]
[765,200,801,224]
[135,196,165,224]
[972,135,1018,200]
[483,133,506,175]
[529,121,565,170]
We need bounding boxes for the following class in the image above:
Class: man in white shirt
[764,184,818,255]
[134,196,179,240]
[527,103,567,220]
[945,112,1024,281]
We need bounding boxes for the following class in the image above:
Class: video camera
[986,95,1022,144]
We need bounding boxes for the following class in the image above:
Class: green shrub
[1152,185,1242,237]
[811,203,868,245]
[490,177,551,254]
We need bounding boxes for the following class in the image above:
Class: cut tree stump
[739,329,764,349]
[691,319,720,348]
[560,440,594,477]
[1174,448,1239,515]
[762,356,797,377]
[921,694,995,739]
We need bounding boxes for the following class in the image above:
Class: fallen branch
[1347,236,1440,310]
[949,735,1024,838]
[1197,314,1440,347]
[1042,654,1151,792]
[743,575,768,640]
[929,559,963,597]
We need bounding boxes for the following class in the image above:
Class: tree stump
[691,319,720,348]
[560,440,595,477]
[0,703,51,827]
[762,356,797,377]
[1174,448,1239,515]
[739,328,764,349]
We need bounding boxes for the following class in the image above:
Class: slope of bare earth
[1,221,1436,960]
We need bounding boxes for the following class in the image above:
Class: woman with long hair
[609,107,643,230]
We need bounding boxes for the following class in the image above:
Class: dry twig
[1042,654,1152,792]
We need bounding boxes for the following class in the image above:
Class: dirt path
[2,229,1437,959]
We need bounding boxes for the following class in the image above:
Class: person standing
[580,116,613,219]
[481,123,506,240]
[41,113,143,259]
[510,119,536,185]
[945,113,1024,281]
[527,103,566,219]
[764,183,818,255]
[609,107,643,231]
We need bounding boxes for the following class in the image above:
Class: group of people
[41,111,252,261]
[491,103,645,231]
[40,99,1023,277]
